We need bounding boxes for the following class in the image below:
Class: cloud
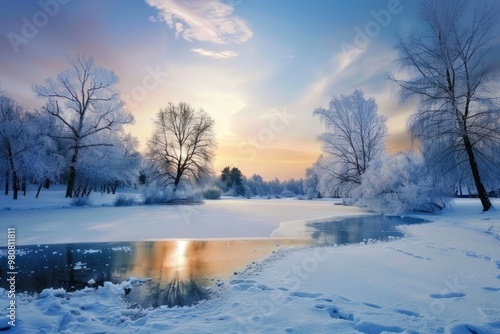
[191,48,238,59]
[298,50,363,106]
[336,46,366,73]
[145,0,253,44]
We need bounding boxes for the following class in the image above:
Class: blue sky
[1,0,481,179]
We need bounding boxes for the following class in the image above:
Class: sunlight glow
[172,240,189,271]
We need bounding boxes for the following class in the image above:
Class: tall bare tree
[389,0,500,211]
[148,102,216,193]
[33,55,133,198]
[313,89,387,196]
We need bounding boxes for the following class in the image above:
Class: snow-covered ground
[0,194,499,333]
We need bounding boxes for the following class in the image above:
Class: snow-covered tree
[0,95,64,199]
[357,151,454,214]
[389,0,500,211]
[282,178,304,196]
[25,111,65,198]
[220,166,246,196]
[315,156,343,198]
[74,131,140,196]
[246,174,265,197]
[147,102,216,193]
[33,54,134,197]
[0,95,31,199]
[313,89,387,196]
[303,158,322,199]
[268,177,282,196]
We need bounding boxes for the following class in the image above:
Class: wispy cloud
[299,47,368,105]
[145,0,253,44]
[191,48,238,59]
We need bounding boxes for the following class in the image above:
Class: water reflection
[0,238,310,308]
[309,215,425,245]
[172,240,188,272]
[0,215,426,308]
[148,274,208,308]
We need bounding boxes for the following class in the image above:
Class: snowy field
[0,194,499,333]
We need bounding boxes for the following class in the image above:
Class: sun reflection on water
[167,240,189,273]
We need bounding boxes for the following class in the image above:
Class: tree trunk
[12,171,19,200]
[36,183,43,198]
[44,178,50,189]
[466,185,472,198]
[66,148,79,198]
[463,135,492,211]
[22,177,26,196]
[173,175,182,195]
[66,165,77,198]
[4,170,9,195]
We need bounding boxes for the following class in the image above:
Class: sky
[0,0,468,180]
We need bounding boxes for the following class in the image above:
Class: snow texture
[0,196,499,333]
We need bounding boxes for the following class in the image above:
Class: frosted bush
[356,151,453,214]
[143,186,173,205]
[203,187,222,200]
[113,195,136,207]
[70,197,92,207]
[280,189,296,198]
[143,185,204,205]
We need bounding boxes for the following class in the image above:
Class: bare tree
[148,102,216,193]
[313,89,388,196]
[389,0,500,211]
[33,55,134,198]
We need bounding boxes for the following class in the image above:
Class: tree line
[1,53,303,202]
[1,55,141,200]
[216,166,305,198]
[0,55,217,200]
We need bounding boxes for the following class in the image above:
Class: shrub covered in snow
[202,187,222,200]
[356,151,453,214]
[280,189,296,198]
[143,186,204,205]
[143,186,173,205]
[165,192,204,205]
[113,195,136,207]
[70,197,92,207]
